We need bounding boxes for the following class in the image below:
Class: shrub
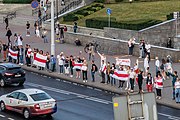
[94,0,105,3]
[86,17,162,30]
[91,3,105,8]
[3,0,32,3]
[115,0,124,2]
[63,14,84,22]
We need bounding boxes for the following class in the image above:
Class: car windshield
[8,67,21,70]
[30,93,52,101]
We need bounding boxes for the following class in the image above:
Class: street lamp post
[51,0,55,56]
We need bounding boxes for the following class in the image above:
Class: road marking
[0,114,5,117]
[56,79,60,81]
[25,82,112,104]
[43,75,47,78]
[8,118,15,120]
[87,86,93,89]
[94,88,102,91]
[73,83,77,85]
[158,112,180,120]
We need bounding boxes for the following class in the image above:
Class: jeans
[91,71,95,82]
[111,77,116,85]
[175,88,180,103]
[51,64,56,72]
[44,36,48,43]
[59,65,64,73]
[130,78,134,90]
[156,66,159,76]
[19,55,24,64]
[46,61,50,70]
[173,88,175,99]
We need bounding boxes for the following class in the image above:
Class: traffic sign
[174,12,179,19]
[106,8,112,15]
[31,0,39,9]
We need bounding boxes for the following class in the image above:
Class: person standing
[155,57,160,75]
[26,21,30,36]
[17,34,23,46]
[91,60,97,82]
[6,28,12,46]
[129,68,136,92]
[50,55,56,72]
[110,63,116,86]
[57,52,65,74]
[35,26,40,37]
[168,71,178,100]
[100,60,106,83]
[73,21,78,33]
[26,45,32,67]
[64,56,70,76]
[4,17,8,30]
[146,73,153,92]
[97,51,106,66]
[46,52,50,71]
[139,40,143,58]
[88,44,95,61]
[128,38,135,56]
[82,60,88,82]
[145,42,151,62]
[154,72,163,99]
[106,62,111,84]
[69,55,74,77]
[42,29,48,43]
[34,21,38,34]
[175,78,180,103]
[55,24,60,41]
[75,56,82,79]
[144,55,149,73]
[138,70,144,93]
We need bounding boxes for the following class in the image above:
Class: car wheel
[0,79,5,87]
[0,101,6,112]
[23,109,30,119]
[18,81,24,86]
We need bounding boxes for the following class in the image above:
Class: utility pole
[56,0,58,21]
[51,0,55,56]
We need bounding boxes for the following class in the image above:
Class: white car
[0,88,57,119]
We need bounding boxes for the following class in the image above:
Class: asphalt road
[0,71,179,120]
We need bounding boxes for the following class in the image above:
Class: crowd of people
[1,39,180,103]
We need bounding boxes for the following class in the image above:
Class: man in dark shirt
[6,28,12,46]
[26,21,30,36]
[91,60,97,82]
[4,17,8,30]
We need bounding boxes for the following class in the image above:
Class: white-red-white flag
[112,70,129,81]
[73,62,83,70]
[116,59,131,66]
[33,53,47,67]
[101,65,107,74]
[8,48,18,60]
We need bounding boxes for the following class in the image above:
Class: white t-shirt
[175,81,180,89]
[145,44,151,53]
[17,36,23,46]
[57,55,65,65]
[155,60,160,67]
[129,71,136,79]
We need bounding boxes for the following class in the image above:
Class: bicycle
[84,41,100,53]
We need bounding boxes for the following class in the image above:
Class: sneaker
[70,75,73,78]
[86,80,87,82]
[79,76,80,79]
[158,97,161,99]
[83,80,85,83]
[128,88,131,91]
[156,96,159,99]
[125,87,128,90]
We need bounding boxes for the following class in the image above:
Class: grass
[59,0,180,27]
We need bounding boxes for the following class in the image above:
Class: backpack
[94,64,98,72]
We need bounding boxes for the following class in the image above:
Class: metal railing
[41,0,82,21]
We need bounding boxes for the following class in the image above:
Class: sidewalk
[0,4,180,109]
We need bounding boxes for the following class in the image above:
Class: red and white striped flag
[73,62,83,70]
[33,53,47,67]
[8,48,18,60]
[112,70,129,81]
[101,65,107,74]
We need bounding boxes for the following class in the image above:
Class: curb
[22,66,180,109]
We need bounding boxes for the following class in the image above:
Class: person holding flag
[100,60,106,83]
[97,51,106,66]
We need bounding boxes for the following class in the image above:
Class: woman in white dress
[36,26,40,37]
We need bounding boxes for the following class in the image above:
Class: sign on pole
[31,0,39,9]
[174,12,179,19]
[106,8,112,27]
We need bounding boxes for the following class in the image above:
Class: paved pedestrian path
[0,3,180,109]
